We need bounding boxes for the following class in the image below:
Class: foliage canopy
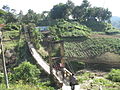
[49,20,91,40]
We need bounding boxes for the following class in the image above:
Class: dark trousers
[60,68,64,79]
[70,83,75,90]
[71,85,75,90]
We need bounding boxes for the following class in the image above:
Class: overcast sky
[0,0,119,16]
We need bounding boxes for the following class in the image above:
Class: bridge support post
[48,42,52,74]
[48,41,56,85]
[60,41,65,66]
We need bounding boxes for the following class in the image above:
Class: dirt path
[91,34,120,39]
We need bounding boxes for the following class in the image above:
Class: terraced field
[64,37,120,58]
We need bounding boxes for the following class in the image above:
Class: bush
[69,61,85,72]
[3,23,20,31]
[105,28,120,35]
[10,61,41,84]
[0,72,4,83]
[107,69,120,82]
[0,18,5,24]
[83,21,107,32]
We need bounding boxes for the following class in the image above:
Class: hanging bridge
[23,25,80,90]
[27,41,80,90]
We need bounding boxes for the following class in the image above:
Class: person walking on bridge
[69,74,77,90]
[60,63,65,80]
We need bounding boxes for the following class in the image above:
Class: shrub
[0,18,5,24]
[77,72,92,83]
[105,28,120,35]
[3,23,20,31]
[107,69,120,82]
[10,61,41,84]
[69,61,85,72]
[0,72,4,83]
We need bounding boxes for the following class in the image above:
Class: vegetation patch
[64,38,120,58]
[107,69,120,82]
[9,61,40,84]
[49,20,91,40]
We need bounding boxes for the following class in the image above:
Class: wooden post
[0,31,9,88]
[60,41,65,66]
[48,41,55,85]
[48,41,52,74]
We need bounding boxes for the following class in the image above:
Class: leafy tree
[92,7,112,22]
[10,61,41,84]
[40,11,49,20]
[72,0,112,23]
[1,5,18,23]
[2,5,10,12]
[50,3,67,19]
[22,9,41,25]
[50,1,75,20]
[17,10,24,23]
[10,9,16,14]
[66,0,75,18]
[5,12,17,23]
[72,0,91,22]
[22,9,35,24]
[81,0,91,8]
[0,9,6,23]
[72,6,85,22]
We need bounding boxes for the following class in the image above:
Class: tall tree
[17,10,23,23]
[50,3,68,19]
[86,7,112,22]
[5,12,17,23]
[66,0,75,19]
[2,5,18,23]
[50,1,75,20]
[2,5,10,12]
[22,9,39,24]
[72,0,91,22]
[81,0,91,8]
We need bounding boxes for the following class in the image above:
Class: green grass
[3,41,18,49]
[77,71,120,90]
[0,84,41,90]
[0,83,55,90]
[77,72,94,83]
[3,30,19,49]
[3,30,19,40]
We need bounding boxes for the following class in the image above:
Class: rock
[5,50,13,58]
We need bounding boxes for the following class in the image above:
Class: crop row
[64,38,120,58]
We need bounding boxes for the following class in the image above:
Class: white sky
[0,0,119,16]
